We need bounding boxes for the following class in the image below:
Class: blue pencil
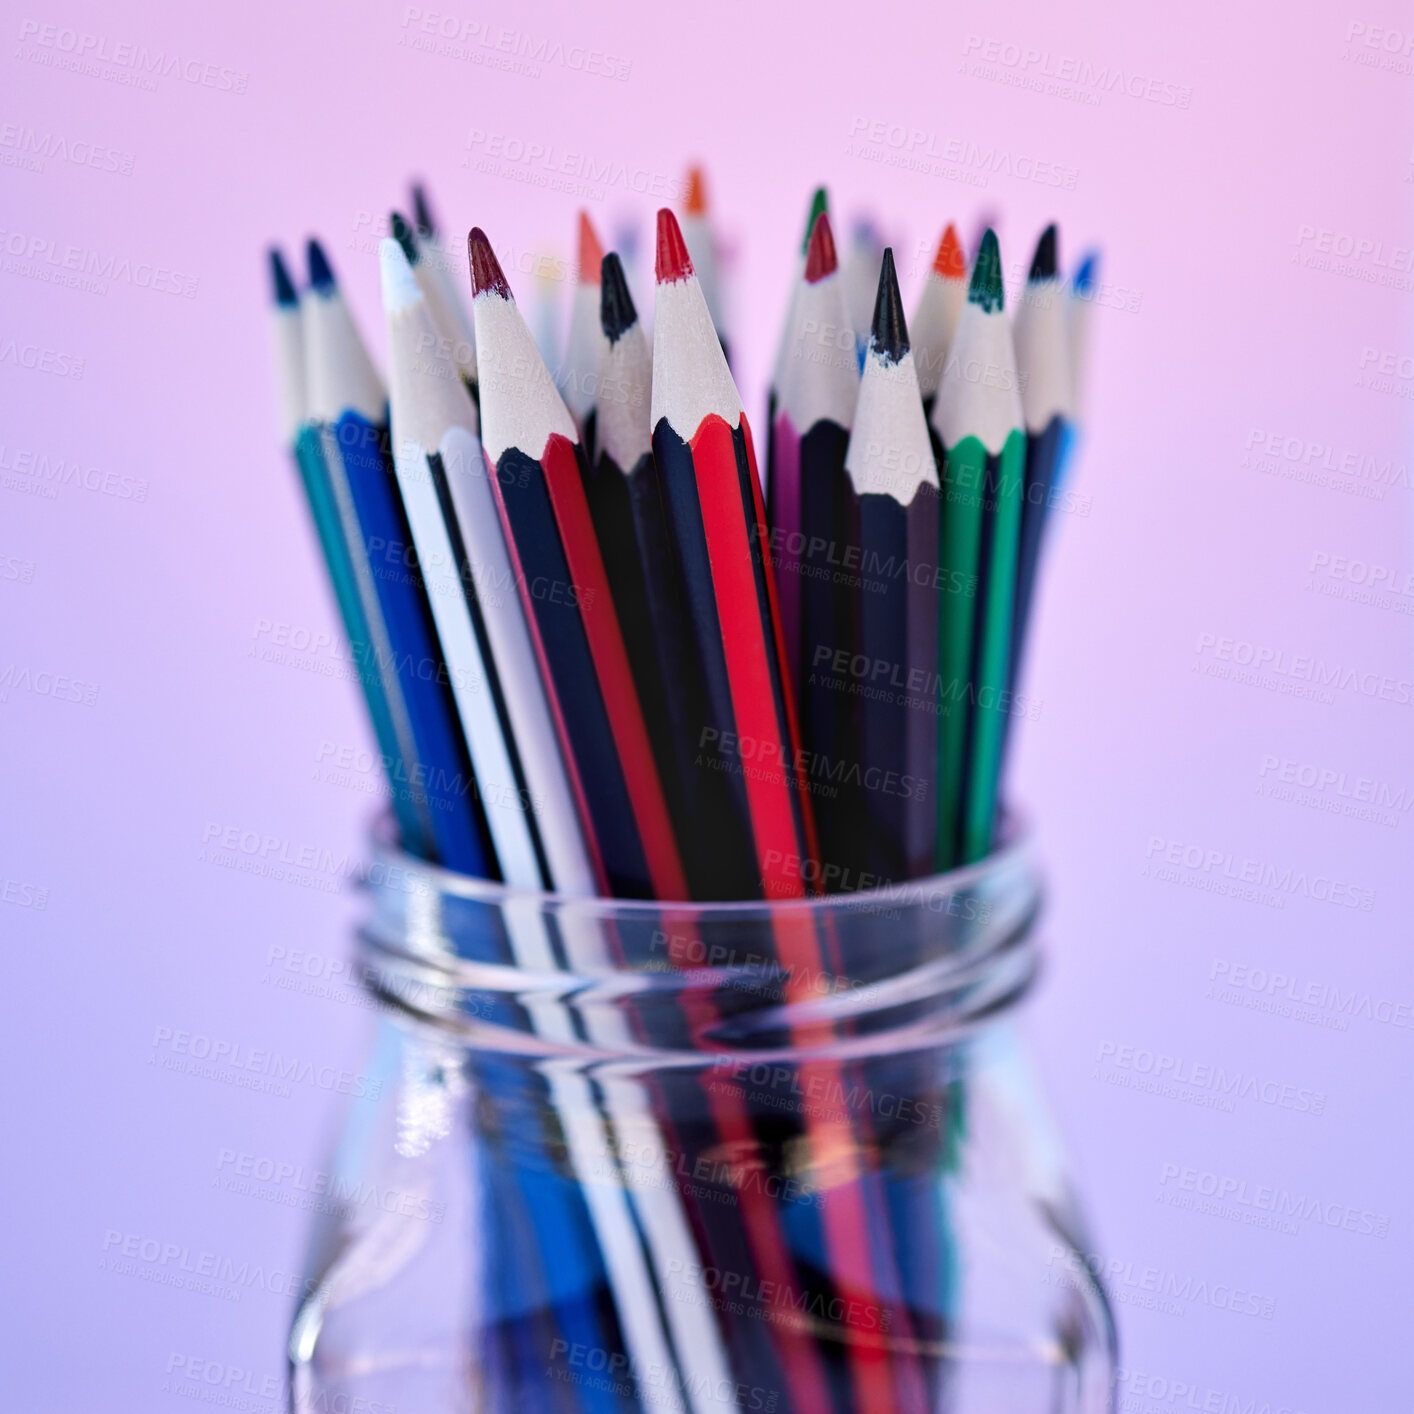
[303,239,495,876]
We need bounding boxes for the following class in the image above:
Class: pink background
[3,0,1412,1404]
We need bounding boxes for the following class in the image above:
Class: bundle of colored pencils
[268,173,1094,1412]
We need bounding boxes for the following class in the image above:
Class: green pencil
[929,229,1026,865]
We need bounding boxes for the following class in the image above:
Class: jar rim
[364,807,1037,917]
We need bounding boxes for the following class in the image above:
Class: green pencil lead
[801,186,828,254]
[969,229,1004,314]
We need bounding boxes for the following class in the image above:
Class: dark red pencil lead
[467,226,511,299]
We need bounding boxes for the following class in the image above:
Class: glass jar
[288,819,1116,1413]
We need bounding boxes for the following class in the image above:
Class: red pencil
[652,208,911,1414]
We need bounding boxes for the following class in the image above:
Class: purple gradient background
[3,0,1412,1405]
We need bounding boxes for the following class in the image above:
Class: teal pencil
[267,246,433,856]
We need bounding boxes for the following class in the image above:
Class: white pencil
[384,236,695,1414]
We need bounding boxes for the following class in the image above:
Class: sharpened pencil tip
[684,165,707,215]
[379,237,422,312]
[803,211,837,284]
[870,248,909,363]
[578,211,604,284]
[306,239,334,293]
[655,208,693,284]
[467,228,511,299]
[411,183,436,238]
[969,230,1003,313]
[933,224,965,280]
[801,187,828,255]
[1073,250,1099,296]
[269,247,298,308]
[600,253,638,344]
[390,211,420,267]
[1029,225,1058,282]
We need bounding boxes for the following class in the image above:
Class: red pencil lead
[467,226,511,300]
[684,165,707,215]
[933,223,966,279]
[655,208,694,284]
[803,210,837,284]
[577,211,604,285]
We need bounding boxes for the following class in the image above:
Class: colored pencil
[381,238,552,887]
[680,164,728,363]
[584,253,755,899]
[305,240,487,865]
[841,218,883,369]
[562,211,605,448]
[840,248,940,882]
[910,223,967,419]
[766,186,828,518]
[406,186,481,407]
[468,227,687,902]
[776,212,860,874]
[929,229,1025,866]
[306,239,493,875]
[1009,226,1073,726]
[651,208,817,900]
[1068,249,1099,422]
[389,210,479,402]
[654,207,922,1414]
[270,248,435,858]
[388,237,741,1411]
